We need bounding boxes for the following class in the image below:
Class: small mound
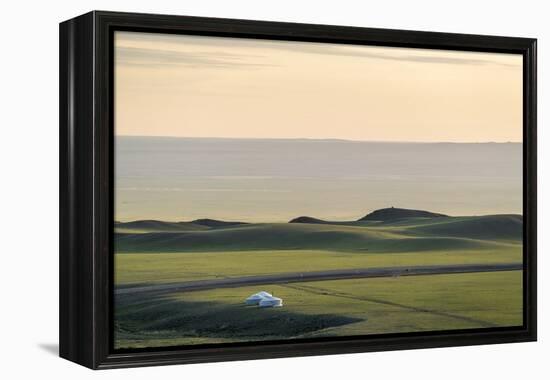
[359,207,448,221]
[190,219,248,228]
[118,220,170,229]
[116,220,207,232]
[289,216,329,224]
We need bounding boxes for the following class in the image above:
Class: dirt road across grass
[115,262,522,296]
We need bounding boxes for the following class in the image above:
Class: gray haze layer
[115,137,522,222]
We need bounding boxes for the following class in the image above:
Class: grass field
[115,271,523,349]
[115,248,521,286]
[114,211,523,349]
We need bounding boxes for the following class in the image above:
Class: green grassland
[114,212,523,349]
[115,271,522,349]
[115,248,521,286]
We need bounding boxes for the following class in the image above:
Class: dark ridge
[359,207,448,221]
[117,220,176,229]
[115,220,208,232]
[289,216,329,224]
[190,218,248,228]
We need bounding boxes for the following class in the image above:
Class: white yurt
[245,291,272,305]
[258,296,283,308]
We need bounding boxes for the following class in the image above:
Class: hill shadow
[115,295,362,346]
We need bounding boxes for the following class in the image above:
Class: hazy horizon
[115,137,522,222]
[115,135,522,144]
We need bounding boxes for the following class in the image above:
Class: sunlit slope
[115,214,522,253]
[405,215,522,240]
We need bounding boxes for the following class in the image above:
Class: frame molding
[60,11,537,369]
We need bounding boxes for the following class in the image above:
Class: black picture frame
[59,10,537,369]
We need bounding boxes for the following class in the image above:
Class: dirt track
[115,262,522,296]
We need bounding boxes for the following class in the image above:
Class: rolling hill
[407,214,522,240]
[116,218,247,233]
[289,207,449,226]
[114,220,209,233]
[359,207,448,221]
[289,216,332,224]
[115,210,522,254]
[190,219,248,228]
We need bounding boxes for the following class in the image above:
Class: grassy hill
[289,207,450,226]
[289,216,333,224]
[406,214,522,240]
[115,212,522,253]
[359,207,448,221]
[190,219,248,228]
[115,220,209,233]
[116,219,246,233]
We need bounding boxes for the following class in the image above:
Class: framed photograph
[59,11,537,369]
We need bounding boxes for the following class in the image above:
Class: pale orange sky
[115,31,523,142]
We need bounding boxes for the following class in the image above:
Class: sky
[114,31,523,143]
